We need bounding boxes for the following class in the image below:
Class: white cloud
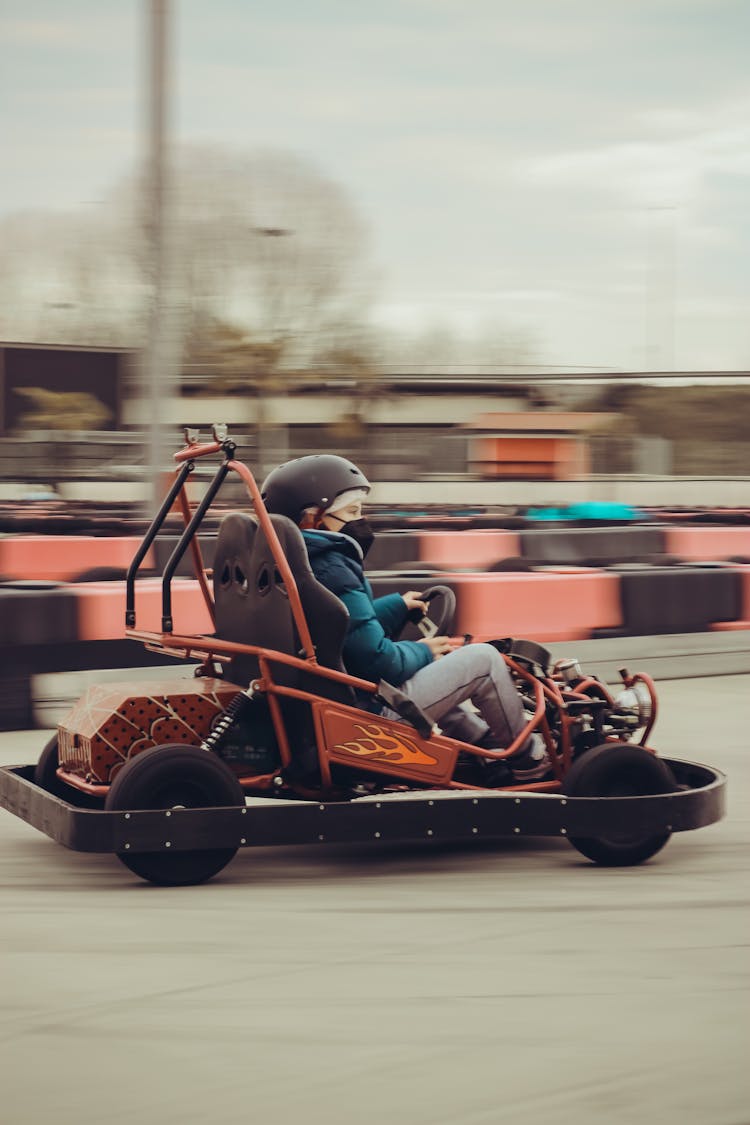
[518,98,750,212]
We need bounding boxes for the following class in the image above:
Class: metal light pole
[142,0,174,515]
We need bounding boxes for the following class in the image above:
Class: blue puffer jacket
[302,529,433,686]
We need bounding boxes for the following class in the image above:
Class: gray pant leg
[383,643,528,749]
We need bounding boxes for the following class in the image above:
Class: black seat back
[213,511,352,704]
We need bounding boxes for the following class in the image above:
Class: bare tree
[13,386,113,487]
[0,145,376,366]
[109,145,376,367]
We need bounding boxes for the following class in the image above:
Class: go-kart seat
[212,510,353,706]
[212,511,434,780]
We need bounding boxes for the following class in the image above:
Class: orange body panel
[57,677,240,783]
[317,704,459,786]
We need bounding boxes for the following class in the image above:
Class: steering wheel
[398,584,456,641]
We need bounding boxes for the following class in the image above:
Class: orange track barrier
[0,537,152,581]
[447,572,623,642]
[74,579,213,641]
[418,530,521,568]
[665,527,750,561]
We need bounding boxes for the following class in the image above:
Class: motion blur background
[0,0,748,506]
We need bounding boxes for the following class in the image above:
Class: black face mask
[340,517,375,558]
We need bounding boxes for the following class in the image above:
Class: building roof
[462,411,620,433]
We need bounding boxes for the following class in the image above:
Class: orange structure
[464,412,618,480]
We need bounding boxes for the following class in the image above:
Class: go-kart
[0,426,726,884]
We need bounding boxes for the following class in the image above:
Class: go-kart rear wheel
[562,742,679,866]
[105,744,245,886]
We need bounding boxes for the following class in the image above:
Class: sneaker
[509,735,553,782]
[478,758,514,788]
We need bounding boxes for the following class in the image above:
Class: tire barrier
[370,571,623,642]
[0,673,33,729]
[417,530,522,569]
[519,526,666,567]
[712,565,750,631]
[448,572,624,642]
[74,579,214,641]
[2,529,750,731]
[358,531,421,570]
[664,527,750,561]
[0,581,79,646]
[607,565,743,636]
[0,536,152,582]
[0,582,81,730]
[152,536,217,578]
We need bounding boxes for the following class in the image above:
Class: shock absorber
[201,684,259,754]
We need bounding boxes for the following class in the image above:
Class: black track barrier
[612,565,743,635]
[362,532,421,570]
[0,583,79,646]
[0,584,81,730]
[153,535,217,578]
[519,526,667,567]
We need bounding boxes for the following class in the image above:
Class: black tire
[105,745,245,886]
[562,743,679,866]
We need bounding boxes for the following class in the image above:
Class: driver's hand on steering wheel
[402,590,429,616]
[418,635,456,658]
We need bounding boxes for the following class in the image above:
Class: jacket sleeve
[372,591,410,638]
[338,587,433,685]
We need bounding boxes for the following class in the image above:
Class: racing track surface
[1,675,748,1125]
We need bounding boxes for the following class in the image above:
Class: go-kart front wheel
[105,744,246,886]
[562,743,679,867]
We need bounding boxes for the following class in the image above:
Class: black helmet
[261,455,370,524]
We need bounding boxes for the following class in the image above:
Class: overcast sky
[1,0,749,371]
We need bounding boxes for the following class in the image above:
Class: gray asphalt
[1,675,748,1125]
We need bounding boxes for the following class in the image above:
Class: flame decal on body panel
[334,724,438,766]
